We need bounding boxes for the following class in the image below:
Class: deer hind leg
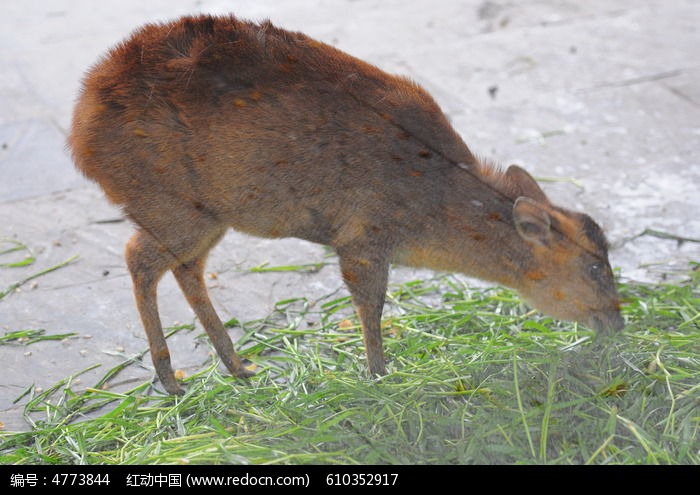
[125,230,184,394]
[126,215,249,394]
[172,256,254,380]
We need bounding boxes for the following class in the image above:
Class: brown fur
[69,14,623,394]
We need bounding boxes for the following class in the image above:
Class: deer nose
[590,310,625,332]
[609,311,625,331]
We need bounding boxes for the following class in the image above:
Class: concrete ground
[1,0,698,432]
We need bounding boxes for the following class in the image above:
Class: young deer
[69,15,624,394]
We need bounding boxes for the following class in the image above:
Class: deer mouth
[589,310,625,333]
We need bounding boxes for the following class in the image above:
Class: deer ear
[513,197,552,246]
[506,165,548,203]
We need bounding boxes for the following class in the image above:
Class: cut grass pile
[1,269,698,465]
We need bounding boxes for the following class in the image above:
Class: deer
[68,14,624,394]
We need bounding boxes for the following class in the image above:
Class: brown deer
[69,14,624,394]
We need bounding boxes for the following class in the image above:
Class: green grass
[0,269,698,465]
[0,239,79,300]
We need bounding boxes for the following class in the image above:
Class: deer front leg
[337,250,390,376]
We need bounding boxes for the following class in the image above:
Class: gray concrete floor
[1,0,698,432]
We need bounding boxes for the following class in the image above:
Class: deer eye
[588,262,605,280]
